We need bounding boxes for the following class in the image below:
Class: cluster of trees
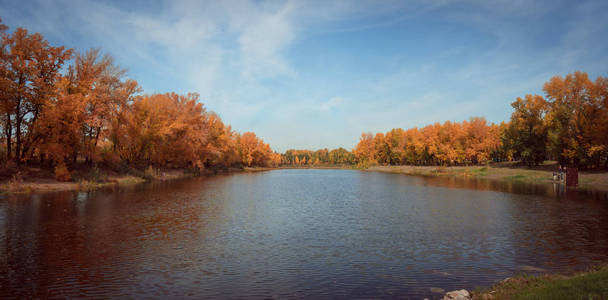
[0,19,280,180]
[281,148,355,166]
[504,72,607,169]
[352,117,502,167]
[351,72,608,169]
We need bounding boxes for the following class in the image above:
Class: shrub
[0,160,19,179]
[143,165,157,180]
[89,167,108,182]
[7,172,24,191]
[101,151,123,171]
[54,164,72,182]
[77,179,97,190]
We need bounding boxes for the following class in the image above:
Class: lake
[1,169,608,299]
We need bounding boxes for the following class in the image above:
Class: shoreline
[365,164,608,193]
[466,265,608,299]
[0,167,275,195]
[4,163,608,195]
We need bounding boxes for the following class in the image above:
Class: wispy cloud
[319,96,346,111]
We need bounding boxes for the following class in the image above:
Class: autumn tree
[505,95,548,166]
[374,133,391,164]
[385,128,405,165]
[437,121,464,165]
[329,147,355,165]
[353,118,501,167]
[121,93,203,167]
[544,72,607,168]
[0,27,72,163]
[62,49,138,164]
[421,123,440,164]
[592,76,608,168]
[34,76,86,167]
[462,117,499,164]
[353,132,376,166]
[402,128,424,165]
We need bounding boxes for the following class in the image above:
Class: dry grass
[0,174,146,194]
[367,164,608,192]
[245,167,279,172]
[0,166,205,195]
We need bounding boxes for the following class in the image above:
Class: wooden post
[566,167,578,187]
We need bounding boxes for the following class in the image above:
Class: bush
[88,167,108,182]
[0,160,19,179]
[7,172,24,191]
[101,151,123,171]
[143,165,157,180]
[77,179,97,191]
[54,164,71,182]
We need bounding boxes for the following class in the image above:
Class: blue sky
[1,0,607,152]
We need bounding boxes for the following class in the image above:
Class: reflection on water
[1,169,607,299]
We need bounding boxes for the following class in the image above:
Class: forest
[283,72,608,170]
[2,18,607,185]
[0,19,281,181]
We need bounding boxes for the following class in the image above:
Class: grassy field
[367,162,608,192]
[472,266,608,299]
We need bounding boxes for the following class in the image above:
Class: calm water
[1,169,608,299]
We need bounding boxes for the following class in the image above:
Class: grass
[366,163,608,192]
[506,174,527,181]
[0,165,253,195]
[77,179,102,191]
[473,266,608,300]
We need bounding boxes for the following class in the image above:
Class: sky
[1,0,607,152]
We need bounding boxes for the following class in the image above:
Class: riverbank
[0,166,273,195]
[278,165,358,170]
[466,265,608,299]
[366,163,608,192]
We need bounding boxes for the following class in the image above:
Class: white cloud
[319,96,346,111]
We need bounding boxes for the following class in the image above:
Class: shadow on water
[1,169,607,299]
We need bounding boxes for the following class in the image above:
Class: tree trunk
[93,126,101,147]
[20,106,41,161]
[4,113,11,161]
[14,98,22,164]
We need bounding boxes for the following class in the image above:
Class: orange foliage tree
[0,21,280,177]
[543,71,608,168]
[1,26,72,163]
[353,117,501,166]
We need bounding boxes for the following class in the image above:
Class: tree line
[283,72,608,170]
[0,19,280,180]
[2,19,606,178]
[281,148,355,166]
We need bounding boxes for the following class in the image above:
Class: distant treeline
[0,19,280,180]
[283,71,608,170]
[281,148,355,166]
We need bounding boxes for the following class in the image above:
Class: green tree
[506,95,548,166]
